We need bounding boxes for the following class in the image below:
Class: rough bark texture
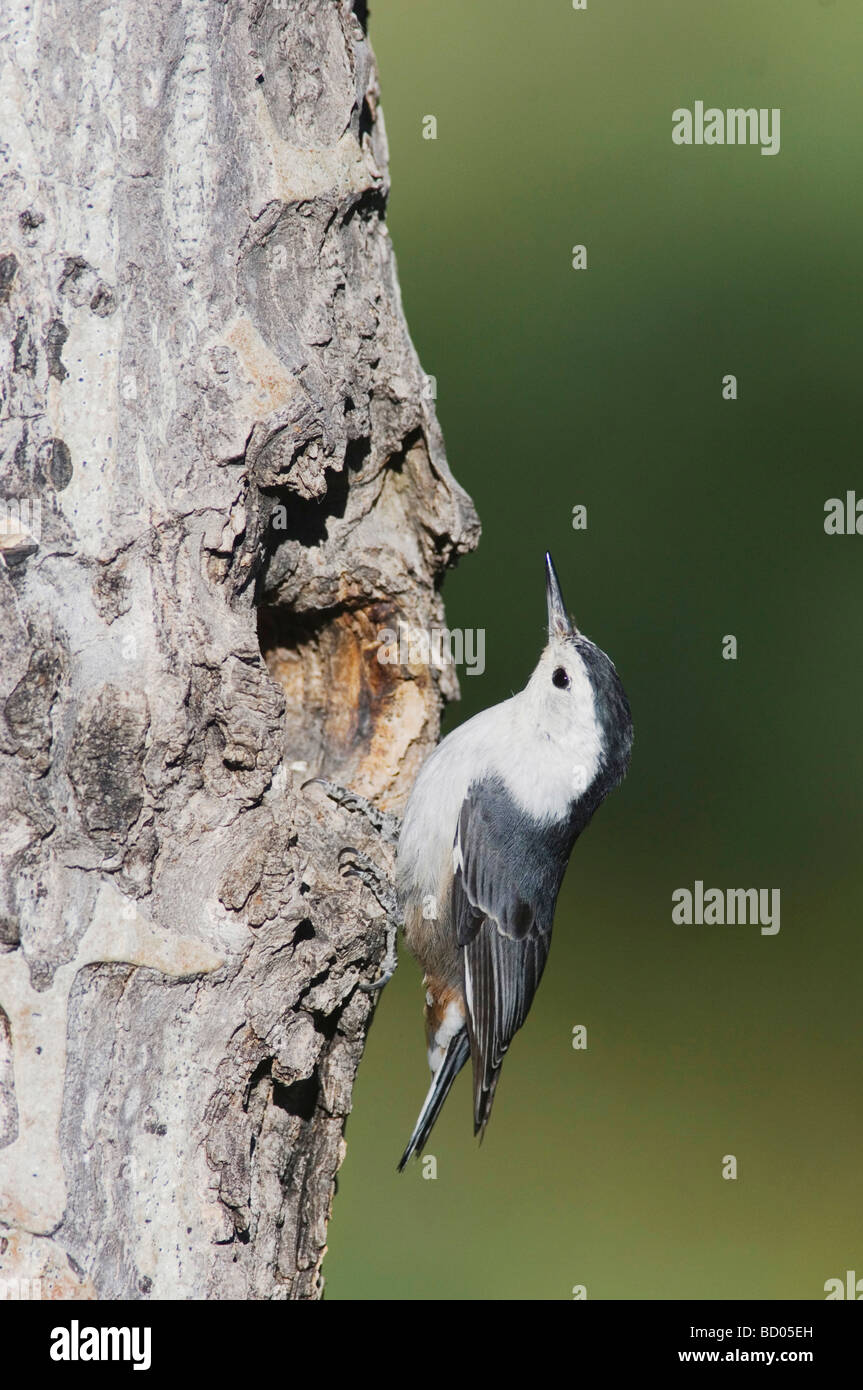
[0,0,477,1299]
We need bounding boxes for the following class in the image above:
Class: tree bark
[0,0,477,1299]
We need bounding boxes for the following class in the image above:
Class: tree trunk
[0,0,477,1300]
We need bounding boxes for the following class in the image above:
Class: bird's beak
[545,551,575,639]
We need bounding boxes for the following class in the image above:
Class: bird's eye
[552,667,570,690]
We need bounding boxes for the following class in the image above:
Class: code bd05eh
[691,1327,814,1341]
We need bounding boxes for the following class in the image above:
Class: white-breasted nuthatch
[395,552,632,1168]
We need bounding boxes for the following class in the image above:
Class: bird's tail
[473,1065,503,1144]
[397,1030,470,1171]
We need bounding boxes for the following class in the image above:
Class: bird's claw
[338,844,362,876]
[337,848,400,992]
[305,778,401,846]
[337,846,398,915]
[358,914,398,992]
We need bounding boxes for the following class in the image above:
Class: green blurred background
[325,0,863,1299]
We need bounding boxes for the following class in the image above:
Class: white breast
[397,661,602,908]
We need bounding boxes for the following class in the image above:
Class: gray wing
[452,778,573,1136]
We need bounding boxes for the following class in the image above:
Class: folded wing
[452,778,574,1137]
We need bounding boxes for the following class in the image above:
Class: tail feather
[473,1065,503,1143]
[397,1030,470,1171]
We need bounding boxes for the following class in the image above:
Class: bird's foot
[338,846,400,992]
[359,921,398,993]
[305,778,401,846]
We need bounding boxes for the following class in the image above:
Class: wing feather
[452,780,574,1136]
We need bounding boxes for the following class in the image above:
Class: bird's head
[522,553,633,804]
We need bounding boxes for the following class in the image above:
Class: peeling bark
[0,0,478,1299]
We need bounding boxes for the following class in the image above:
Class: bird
[395,551,632,1169]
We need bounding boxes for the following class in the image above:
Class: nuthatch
[395,553,632,1168]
